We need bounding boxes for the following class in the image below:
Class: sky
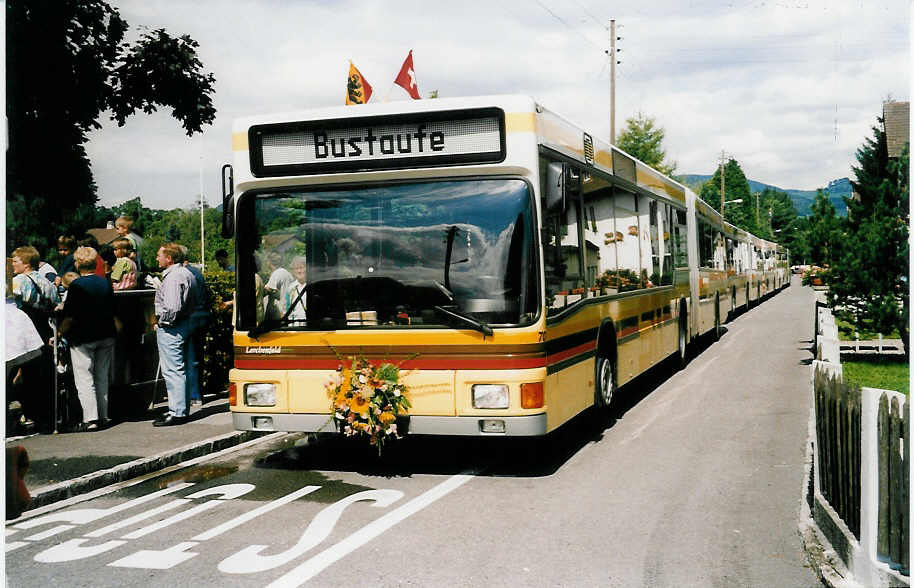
[85,0,911,211]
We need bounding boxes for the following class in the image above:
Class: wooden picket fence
[812,357,910,581]
[876,392,910,575]
[814,366,862,538]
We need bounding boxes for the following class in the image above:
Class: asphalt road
[6,277,822,587]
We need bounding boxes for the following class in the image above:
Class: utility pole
[719,150,726,218]
[610,19,616,143]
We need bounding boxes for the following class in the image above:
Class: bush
[802,265,828,286]
[201,270,235,396]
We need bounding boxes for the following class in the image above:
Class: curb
[24,430,269,512]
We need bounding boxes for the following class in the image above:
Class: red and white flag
[394,50,421,99]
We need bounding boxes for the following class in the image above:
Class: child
[110,238,138,290]
[55,272,80,310]
[114,216,144,271]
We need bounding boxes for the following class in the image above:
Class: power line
[532,0,605,51]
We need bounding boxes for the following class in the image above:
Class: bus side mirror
[221,164,234,238]
[545,162,566,212]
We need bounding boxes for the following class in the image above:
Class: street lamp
[722,198,743,220]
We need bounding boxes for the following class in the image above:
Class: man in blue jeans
[153,243,199,427]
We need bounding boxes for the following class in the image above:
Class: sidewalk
[5,397,266,512]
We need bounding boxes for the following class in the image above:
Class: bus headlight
[245,383,277,407]
[472,384,509,409]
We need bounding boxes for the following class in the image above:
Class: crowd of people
[5,215,227,434]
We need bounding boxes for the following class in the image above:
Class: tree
[615,112,676,176]
[141,202,233,271]
[806,189,841,267]
[828,116,909,355]
[6,0,216,254]
[698,158,753,228]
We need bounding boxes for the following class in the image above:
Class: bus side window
[582,175,616,294]
[673,209,688,269]
[658,203,673,286]
[645,197,660,287]
[698,219,711,268]
[613,189,644,290]
[541,159,585,314]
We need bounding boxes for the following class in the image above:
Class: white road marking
[13,483,195,535]
[266,473,474,587]
[192,485,322,541]
[121,502,223,539]
[84,500,188,538]
[108,485,324,569]
[219,489,404,574]
[9,432,285,524]
[108,541,201,569]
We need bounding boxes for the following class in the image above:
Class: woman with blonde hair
[57,247,117,431]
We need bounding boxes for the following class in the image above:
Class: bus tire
[677,307,689,369]
[713,294,722,341]
[594,355,616,410]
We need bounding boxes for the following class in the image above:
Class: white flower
[394,389,401,397]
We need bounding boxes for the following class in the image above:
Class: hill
[676,175,851,216]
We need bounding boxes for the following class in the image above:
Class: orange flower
[379,412,396,425]
[340,369,351,395]
[349,394,370,417]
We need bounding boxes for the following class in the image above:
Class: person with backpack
[11,246,60,341]
[10,246,60,432]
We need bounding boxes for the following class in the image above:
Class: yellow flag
[346,61,373,105]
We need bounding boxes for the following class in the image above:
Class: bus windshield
[237,178,538,333]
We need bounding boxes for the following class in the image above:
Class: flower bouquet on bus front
[325,355,411,454]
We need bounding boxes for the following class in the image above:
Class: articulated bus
[221,95,787,437]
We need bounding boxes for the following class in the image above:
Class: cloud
[87,0,909,208]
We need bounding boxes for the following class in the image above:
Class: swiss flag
[394,50,421,99]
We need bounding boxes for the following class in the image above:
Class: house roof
[87,228,119,245]
[883,101,909,158]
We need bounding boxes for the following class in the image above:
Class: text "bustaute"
[313,125,445,159]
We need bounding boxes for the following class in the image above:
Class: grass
[834,312,902,341]
[842,359,909,395]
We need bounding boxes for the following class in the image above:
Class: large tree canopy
[615,112,677,176]
[6,0,216,254]
[827,117,909,354]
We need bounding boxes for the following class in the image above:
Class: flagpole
[199,152,205,272]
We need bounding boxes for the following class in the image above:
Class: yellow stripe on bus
[232,132,249,151]
[505,112,536,133]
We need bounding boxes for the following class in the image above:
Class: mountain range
[676,175,852,216]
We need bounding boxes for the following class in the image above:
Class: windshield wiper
[434,305,493,336]
[249,287,308,339]
[433,280,454,302]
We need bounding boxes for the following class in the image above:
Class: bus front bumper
[232,412,548,436]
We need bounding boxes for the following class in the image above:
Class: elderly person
[178,245,210,406]
[57,247,117,431]
[153,243,198,426]
[281,256,308,323]
[11,245,60,341]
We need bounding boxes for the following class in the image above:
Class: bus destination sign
[250,108,505,176]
